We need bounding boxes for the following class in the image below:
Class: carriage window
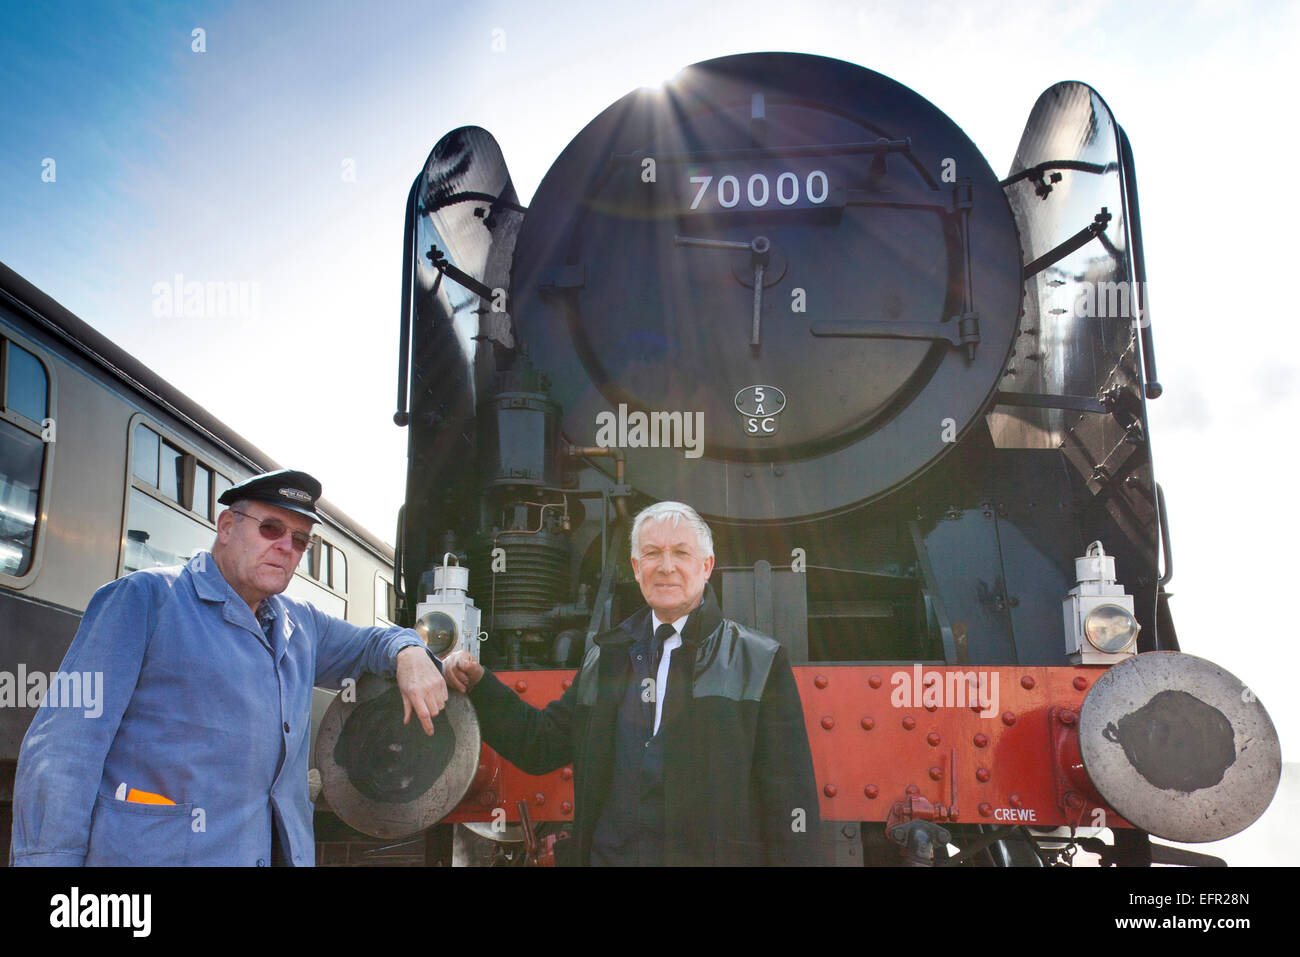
[295,539,347,592]
[159,440,183,502]
[315,541,346,591]
[123,420,238,576]
[332,546,347,591]
[5,342,48,424]
[0,424,43,576]
[214,472,232,507]
[132,423,159,486]
[300,537,317,579]
[132,422,228,518]
[122,487,213,573]
[192,465,211,520]
[1,338,50,578]
[375,574,397,626]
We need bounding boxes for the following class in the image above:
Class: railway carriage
[0,263,403,863]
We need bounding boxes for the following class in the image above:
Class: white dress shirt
[650,612,688,735]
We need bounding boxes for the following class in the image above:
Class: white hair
[631,501,714,560]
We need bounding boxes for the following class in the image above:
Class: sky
[3,0,1298,859]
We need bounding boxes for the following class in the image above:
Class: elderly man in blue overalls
[11,469,446,866]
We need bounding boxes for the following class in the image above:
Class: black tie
[653,623,675,671]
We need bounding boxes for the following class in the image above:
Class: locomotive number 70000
[688,170,831,211]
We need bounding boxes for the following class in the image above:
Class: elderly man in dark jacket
[443,501,823,866]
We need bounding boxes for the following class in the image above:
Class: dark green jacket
[469,585,825,865]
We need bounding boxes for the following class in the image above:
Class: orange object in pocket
[114,781,176,805]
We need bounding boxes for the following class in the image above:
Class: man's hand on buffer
[396,646,449,735]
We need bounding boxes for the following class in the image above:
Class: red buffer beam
[442,666,1129,831]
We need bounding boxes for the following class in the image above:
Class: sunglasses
[229,509,312,552]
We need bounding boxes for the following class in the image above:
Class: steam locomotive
[325,53,1282,865]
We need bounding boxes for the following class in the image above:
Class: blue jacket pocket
[85,795,195,866]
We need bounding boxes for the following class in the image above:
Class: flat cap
[218,468,322,520]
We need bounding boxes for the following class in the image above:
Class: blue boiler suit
[10,552,426,866]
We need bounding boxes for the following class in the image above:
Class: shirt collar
[188,550,280,617]
[650,611,689,639]
[188,550,233,603]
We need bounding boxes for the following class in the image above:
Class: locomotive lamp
[1063,542,1139,664]
[415,553,482,659]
